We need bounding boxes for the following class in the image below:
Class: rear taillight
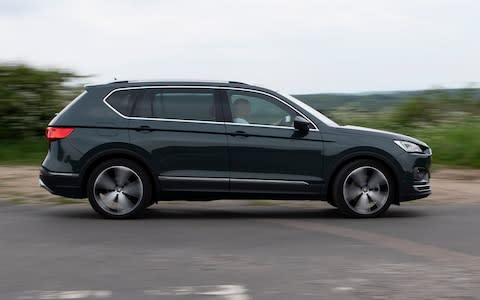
[45,127,75,142]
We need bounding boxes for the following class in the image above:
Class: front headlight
[394,140,423,153]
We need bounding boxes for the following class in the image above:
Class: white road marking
[333,286,354,292]
[18,290,112,299]
[18,285,250,299]
[145,285,250,300]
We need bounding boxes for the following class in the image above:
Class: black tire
[87,159,152,219]
[332,159,394,218]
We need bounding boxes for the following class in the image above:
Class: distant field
[294,88,480,113]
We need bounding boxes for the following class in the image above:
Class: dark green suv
[40,80,431,218]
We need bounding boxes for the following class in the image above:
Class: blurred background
[0,65,478,167]
[0,0,479,168]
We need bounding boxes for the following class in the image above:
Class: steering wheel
[273,115,293,126]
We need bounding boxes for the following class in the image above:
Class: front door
[222,89,324,195]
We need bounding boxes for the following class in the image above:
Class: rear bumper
[39,167,84,198]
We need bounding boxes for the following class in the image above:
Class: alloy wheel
[93,166,144,216]
[342,166,389,215]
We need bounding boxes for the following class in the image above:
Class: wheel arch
[79,145,159,198]
[325,150,402,205]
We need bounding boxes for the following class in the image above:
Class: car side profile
[40,80,432,218]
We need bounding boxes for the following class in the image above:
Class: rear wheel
[87,159,152,219]
[333,159,394,218]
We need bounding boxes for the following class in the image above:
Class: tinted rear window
[105,90,135,116]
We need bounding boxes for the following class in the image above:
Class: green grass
[411,120,480,168]
[340,117,480,169]
[0,137,47,165]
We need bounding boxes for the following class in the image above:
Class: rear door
[222,89,324,195]
[115,87,229,192]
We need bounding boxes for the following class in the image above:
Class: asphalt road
[1,201,480,300]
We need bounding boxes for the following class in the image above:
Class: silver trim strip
[39,179,54,193]
[231,178,309,185]
[413,184,431,192]
[48,171,79,177]
[159,176,228,182]
[102,86,319,131]
[158,176,309,185]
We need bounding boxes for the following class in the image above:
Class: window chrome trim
[102,86,319,131]
[224,122,295,130]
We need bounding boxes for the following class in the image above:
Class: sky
[1,0,479,94]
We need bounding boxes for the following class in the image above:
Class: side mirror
[293,116,310,133]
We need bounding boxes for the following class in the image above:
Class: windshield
[280,92,339,127]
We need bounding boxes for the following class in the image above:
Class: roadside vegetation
[0,64,82,165]
[321,89,480,168]
[0,64,478,168]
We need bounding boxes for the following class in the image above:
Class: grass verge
[0,137,47,165]
[411,120,480,168]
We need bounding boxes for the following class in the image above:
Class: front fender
[323,146,405,203]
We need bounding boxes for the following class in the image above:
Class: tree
[0,64,83,139]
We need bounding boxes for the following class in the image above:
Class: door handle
[230,130,249,137]
[134,125,154,132]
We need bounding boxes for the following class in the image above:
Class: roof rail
[86,80,249,88]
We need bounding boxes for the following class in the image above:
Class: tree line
[0,64,82,139]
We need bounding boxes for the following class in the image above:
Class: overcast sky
[1,0,479,94]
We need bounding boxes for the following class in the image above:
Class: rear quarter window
[105,90,136,116]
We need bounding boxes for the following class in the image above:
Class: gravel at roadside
[0,166,479,206]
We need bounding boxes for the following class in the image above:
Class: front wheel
[333,159,394,218]
[87,159,152,219]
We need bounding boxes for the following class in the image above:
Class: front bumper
[397,153,432,202]
[400,183,432,201]
[39,166,84,198]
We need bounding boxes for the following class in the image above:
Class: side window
[228,90,297,127]
[131,91,152,118]
[152,89,215,121]
[105,90,135,116]
[131,88,216,121]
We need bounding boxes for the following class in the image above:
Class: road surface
[1,201,479,299]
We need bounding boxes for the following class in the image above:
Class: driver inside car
[232,98,251,124]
